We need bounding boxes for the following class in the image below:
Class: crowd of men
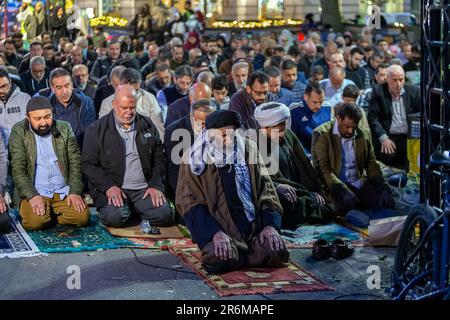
[0,17,421,273]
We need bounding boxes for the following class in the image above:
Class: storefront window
[360,0,404,17]
[259,0,284,20]
[205,0,222,19]
[100,0,121,15]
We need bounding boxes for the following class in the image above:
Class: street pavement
[0,244,396,300]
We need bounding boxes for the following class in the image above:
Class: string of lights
[210,19,303,29]
[90,15,129,27]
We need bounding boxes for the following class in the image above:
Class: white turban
[254,102,291,128]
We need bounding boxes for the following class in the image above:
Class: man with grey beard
[72,64,96,101]
[228,61,249,97]
[20,56,50,96]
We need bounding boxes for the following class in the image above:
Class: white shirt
[389,88,408,135]
[333,121,362,189]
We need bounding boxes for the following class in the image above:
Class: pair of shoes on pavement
[312,238,354,261]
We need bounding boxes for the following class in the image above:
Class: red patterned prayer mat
[169,247,334,297]
[126,237,196,250]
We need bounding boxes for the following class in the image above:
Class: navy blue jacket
[165,96,190,127]
[49,92,96,148]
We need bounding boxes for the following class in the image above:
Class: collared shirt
[114,114,148,190]
[208,55,218,74]
[389,88,408,135]
[52,95,80,137]
[33,130,70,199]
[333,121,362,189]
[320,78,356,107]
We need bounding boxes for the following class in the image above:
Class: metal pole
[3,1,8,37]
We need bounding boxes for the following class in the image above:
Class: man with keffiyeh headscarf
[254,102,335,230]
[176,110,289,274]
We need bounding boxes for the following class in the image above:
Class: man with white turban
[255,102,335,229]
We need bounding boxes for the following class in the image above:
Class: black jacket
[368,83,420,140]
[93,84,114,117]
[18,56,31,75]
[145,76,167,96]
[90,56,114,84]
[163,115,194,197]
[81,81,97,101]
[6,54,22,69]
[20,69,50,96]
[298,55,314,78]
[82,112,168,208]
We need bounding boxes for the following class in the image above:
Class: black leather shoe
[330,239,354,260]
[312,239,330,261]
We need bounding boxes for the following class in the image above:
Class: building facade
[76,0,415,21]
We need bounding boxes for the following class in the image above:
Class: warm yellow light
[210,19,303,29]
[90,16,129,27]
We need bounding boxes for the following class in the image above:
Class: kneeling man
[82,85,174,227]
[312,102,395,214]
[176,110,289,274]
[254,102,335,229]
[9,97,90,230]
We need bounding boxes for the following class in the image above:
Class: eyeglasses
[251,87,268,97]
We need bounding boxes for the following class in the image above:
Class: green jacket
[311,120,387,195]
[9,119,83,201]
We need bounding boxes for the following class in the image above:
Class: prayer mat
[281,223,368,249]
[169,247,334,297]
[126,237,196,250]
[26,215,134,253]
[107,224,185,239]
[0,212,43,258]
[108,222,195,250]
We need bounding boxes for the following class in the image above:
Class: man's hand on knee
[276,184,297,203]
[106,186,127,207]
[213,231,233,261]
[142,187,166,207]
[66,194,87,213]
[29,195,45,216]
[381,138,396,154]
[0,195,7,214]
[259,226,285,252]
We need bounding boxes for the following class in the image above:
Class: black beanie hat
[205,110,242,130]
[26,96,53,113]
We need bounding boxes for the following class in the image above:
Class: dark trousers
[331,181,386,214]
[279,192,335,230]
[373,134,408,170]
[98,188,174,228]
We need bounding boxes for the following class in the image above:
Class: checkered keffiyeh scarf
[190,130,256,223]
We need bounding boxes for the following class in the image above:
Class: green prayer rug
[26,215,136,253]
